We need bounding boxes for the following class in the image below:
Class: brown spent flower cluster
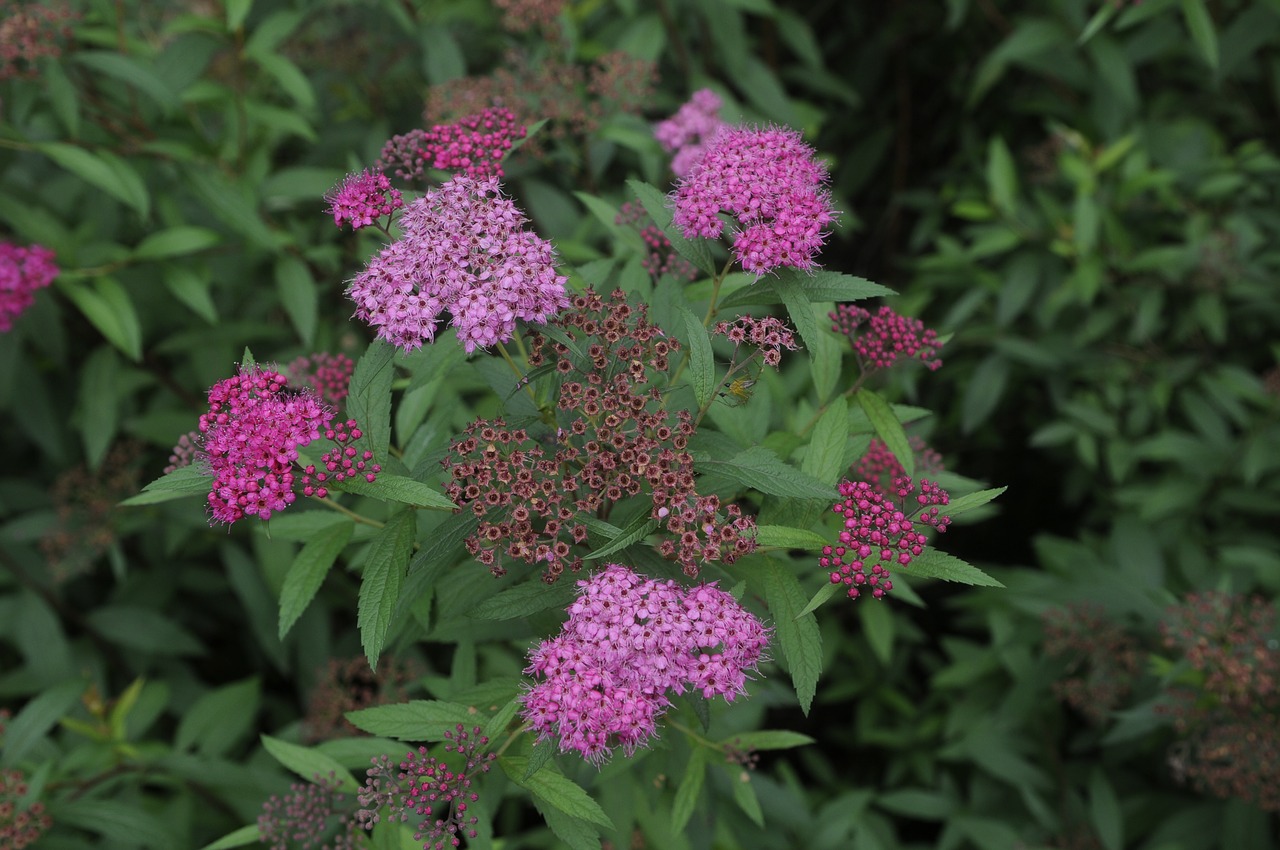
[492,0,566,35]
[303,656,422,743]
[0,0,77,81]
[0,711,53,849]
[443,289,756,580]
[40,441,142,583]
[1042,604,1141,725]
[1159,591,1280,811]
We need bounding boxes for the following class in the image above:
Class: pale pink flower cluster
[654,89,724,177]
[347,176,569,353]
[326,169,403,230]
[712,315,799,368]
[521,564,769,764]
[671,125,835,275]
[0,241,58,332]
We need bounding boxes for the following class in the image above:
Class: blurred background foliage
[0,0,1277,847]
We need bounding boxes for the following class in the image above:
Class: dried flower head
[521,564,770,763]
[672,124,836,275]
[711,315,800,369]
[0,710,53,849]
[0,241,58,332]
[258,773,363,850]
[304,656,422,743]
[0,1,77,81]
[1042,604,1141,725]
[40,441,142,583]
[347,175,568,353]
[831,304,942,372]
[327,169,403,230]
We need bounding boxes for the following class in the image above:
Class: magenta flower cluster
[854,437,944,501]
[521,564,769,764]
[654,88,725,177]
[420,107,525,179]
[326,169,403,230]
[347,175,569,353]
[821,477,951,600]
[0,241,58,332]
[671,124,835,275]
[831,304,942,372]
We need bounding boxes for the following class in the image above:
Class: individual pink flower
[654,89,725,177]
[831,304,942,372]
[671,124,836,275]
[521,564,769,763]
[821,477,950,600]
[326,169,403,229]
[346,175,569,353]
[0,241,58,332]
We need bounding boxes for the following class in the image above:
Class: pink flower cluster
[831,304,942,372]
[615,200,697,282]
[287,351,355,406]
[0,241,58,332]
[821,477,951,600]
[854,437,944,501]
[195,367,378,524]
[300,418,380,499]
[347,175,569,353]
[326,169,403,230]
[671,125,835,276]
[521,564,770,764]
[654,88,725,177]
[712,315,800,368]
[419,107,525,179]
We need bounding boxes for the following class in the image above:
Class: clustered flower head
[0,710,53,849]
[40,441,141,583]
[1042,604,1141,725]
[521,564,770,764]
[0,241,58,332]
[712,315,800,369]
[443,289,756,579]
[1159,592,1280,810]
[420,107,525,180]
[492,0,565,34]
[853,437,944,501]
[326,169,403,230]
[0,0,77,81]
[347,175,569,353]
[654,88,725,178]
[821,477,951,600]
[288,352,356,407]
[258,773,361,850]
[831,304,942,372]
[304,656,422,743]
[357,725,495,849]
[615,200,697,282]
[194,366,379,524]
[672,124,836,276]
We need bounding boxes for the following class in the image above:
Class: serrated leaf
[134,226,221,260]
[626,179,716,276]
[470,579,576,620]
[673,747,710,832]
[719,270,893,309]
[586,511,659,561]
[279,522,353,639]
[945,486,1006,516]
[524,738,557,780]
[720,730,815,751]
[856,388,914,478]
[531,797,602,850]
[334,473,454,510]
[260,734,357,790]
[680,305,716,409]
[907,550,1004,587]
[802,397,849,485]
[345,700,475,740]
[753,525,829,551]
[358,509,415,668]
[796,582,841,618]
[861,598,894,665]
[349,340,396,460]
[275,255,317,345]
[695,446,837,500]
[502,758,615,829]
[762,559,821,714]
[772,274,819,362]
[121,465,211,506]
[198,824,261,850]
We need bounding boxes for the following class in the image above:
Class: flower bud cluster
[1041,603,1141,725]
[258,773,361,850]
[821,477,950,600]
[672,124,835,275]
[326,169,403,230]
[831,304,942,372]
[304,656,421,743]
[0,711,52,849]
[0,241,58,332]
[853,437,944,501]
[357,726,495,849]
[615,200,696,282]
[347,175,568,353]
[287,352,356,407]
[654,88,725,177]
[521,564,769,763]
[419,107,525,180]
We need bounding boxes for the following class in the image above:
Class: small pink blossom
[0,241,58,332]
[654,88,724,177]
[419,107,525,179]
[326,169,403,229]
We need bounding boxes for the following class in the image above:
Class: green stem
[794,368,869,438]
[311,495,385,529]
[668,719,721,752]
[492,721,533,760]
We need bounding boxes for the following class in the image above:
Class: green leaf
[720,730,815,751]
[249,52,315,109]
[80,346,120,468]
[1181,0,1219,69]
[349,340,396,461]
[987,137,1018,216]
[572,191,646,255]
[1077,3,1117,44]
[1089,768,1123,850]
[585,511,659,561]
[333,473,455,509]
[198,824,261,850]
[695,446,837,500]
[226,0,252,30]
[121,465,212,506]
[672,747,710,832]
[719,269,893,309]
[164,265,218,323]
[802,397,849,485]
[58,277,143,361]
[345,700,474,740]
[945,486,1006,517]
[73,51,179,113]
[275,256,317,345]
[961,355,1009,432]
[279,522,353,639]
[184,165,279,251]
[856,388,914,478]
[762,559,822,714]
[0,678,84,767]
[35,142,149,217]
[502,758,615,829]
[524,739,557,780]
[530,798,602,850]
[796,581,841,618]
[753,526,829,551]
[176,678,260,756]
[358,509,415,668]
[470,580,576,620]
[772,274,819,362]
[728,767,764,827]
[907,550,1004,587]
[87,606,204,655]
[680,305,716,409]
[260,734,358,790]
[861,598,894,665]
[626,179,716,276]
[133,226,221,260]
[43,58,80,136]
